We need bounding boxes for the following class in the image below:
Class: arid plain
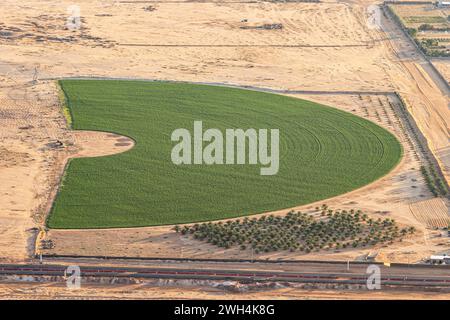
[0,0,449,299]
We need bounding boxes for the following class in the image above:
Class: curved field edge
[57,82,73,129]
[48,80,402,229]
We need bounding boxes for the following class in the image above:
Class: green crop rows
[48,80,402,228]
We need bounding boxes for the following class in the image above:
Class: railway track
[1,261,450,289]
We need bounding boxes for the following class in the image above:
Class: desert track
[119,43,371,47]
[39,76,394,95]
[382,4,450,186]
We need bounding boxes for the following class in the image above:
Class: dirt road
[381,5,450,185]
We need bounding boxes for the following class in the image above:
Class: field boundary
[394,92,450,197]
[118,43,370,48]
[57,81,73,128]
[39,76,395,96]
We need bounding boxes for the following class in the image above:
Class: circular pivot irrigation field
[49,80,402,228]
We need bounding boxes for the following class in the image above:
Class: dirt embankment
[0,281,449,300]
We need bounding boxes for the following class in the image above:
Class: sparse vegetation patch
[387,4,450,57]
[175,206,415,253]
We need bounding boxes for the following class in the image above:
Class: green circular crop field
[48,80,402,229]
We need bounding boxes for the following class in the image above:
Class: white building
[429,255,450,265]
[437,0,450,8]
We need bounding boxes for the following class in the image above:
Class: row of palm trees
[174,207,415,254]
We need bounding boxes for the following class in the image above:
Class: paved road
[3,259,449,288]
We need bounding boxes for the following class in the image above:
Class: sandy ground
[0,281,449,300]
[42,93,449,263]
[379,5,450,186]
[0,0,448,269]
[0,73,133,261]
[433,59,450,84]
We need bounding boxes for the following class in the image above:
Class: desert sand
[433,59,450,84]
[0,281,449,300]
[0,0,448,268]
[42,93,449,263]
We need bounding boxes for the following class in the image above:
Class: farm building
[437,0,450,7]
[429,255,450,265]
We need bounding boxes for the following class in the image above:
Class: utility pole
[32,66,38,84]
